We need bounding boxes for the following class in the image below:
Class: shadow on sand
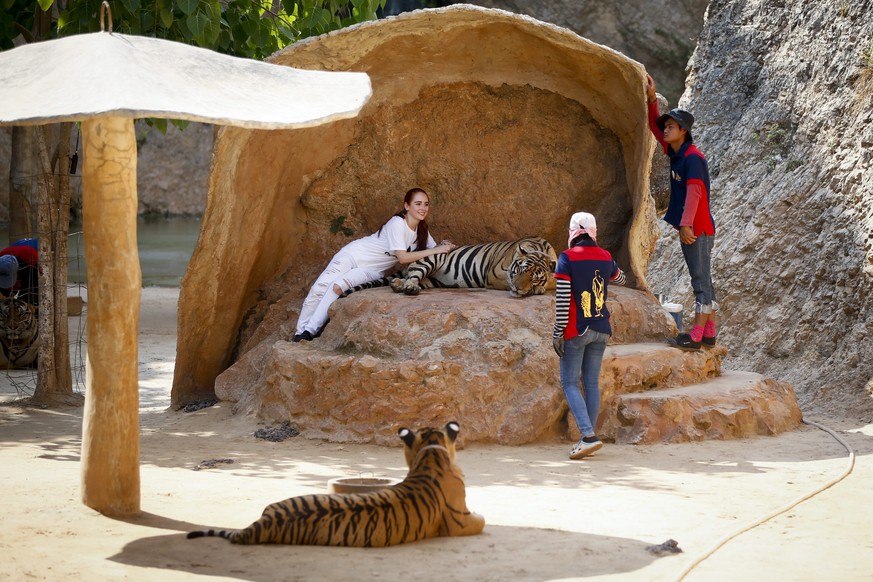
[109,521,659,581]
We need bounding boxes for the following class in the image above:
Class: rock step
[601,341,728,397]
[597,370,803,445]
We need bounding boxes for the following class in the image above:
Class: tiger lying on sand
[342,237,557,298]
[186,422,485,547]
[0,296,39,369]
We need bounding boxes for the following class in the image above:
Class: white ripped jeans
[294,252,384,336]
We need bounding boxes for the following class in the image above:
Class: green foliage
[1,0,385,131]
[753,122,791,152]
[763,124,787,148]
[862,38,873,69]
[753,121,795,173]
[0,0,38,49]
[330,215,355,237]
[3,1,385,60]
[785,159,803,172]
[135,124,148,150]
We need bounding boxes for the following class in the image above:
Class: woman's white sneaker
[569,437,602,459]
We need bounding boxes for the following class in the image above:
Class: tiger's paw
[392,278,421,295]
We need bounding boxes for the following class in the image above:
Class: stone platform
[601,370,802,444]
[215,286,802,445]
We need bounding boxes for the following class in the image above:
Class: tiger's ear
[517,241,534,256]
[398,427,416,448]
[444,421,460,442]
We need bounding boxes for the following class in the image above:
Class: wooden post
[80,116,142,516]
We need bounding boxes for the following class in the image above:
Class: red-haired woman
[293,188,455,342]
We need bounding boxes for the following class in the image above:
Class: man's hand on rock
[646,74,657,104]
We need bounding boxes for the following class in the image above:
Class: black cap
[656,108,694,142]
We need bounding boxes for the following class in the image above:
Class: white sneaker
[569,437,602,459]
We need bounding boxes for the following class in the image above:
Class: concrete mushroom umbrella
[0,7,371,516]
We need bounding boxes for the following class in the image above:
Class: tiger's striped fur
[186,422,485,547]
[342,237,557,299]
[0,296,39,369]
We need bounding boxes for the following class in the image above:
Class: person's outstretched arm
[645,74,668,153]
[393,242,456,265]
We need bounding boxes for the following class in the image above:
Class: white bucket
[662,302,683,331]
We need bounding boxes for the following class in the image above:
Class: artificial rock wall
[172,5,659,402]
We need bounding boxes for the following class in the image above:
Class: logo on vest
[579,270,606,318]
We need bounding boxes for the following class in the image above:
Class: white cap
[569,212,596,231]
[568,211,597,245]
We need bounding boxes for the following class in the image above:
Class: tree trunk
[31,124,78,407]
[53,124,73,393]
[9,126,36,243]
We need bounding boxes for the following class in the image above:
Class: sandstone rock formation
[173,5,661,404]
[645,0,873,415]
[601,370,802,444]
[214,286,801,445]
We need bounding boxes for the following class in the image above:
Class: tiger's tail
[339,273,402,298]
[186,529,237,542]
[188,526,264,544]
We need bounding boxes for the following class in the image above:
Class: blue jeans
[559,330,609,437]
[681,233,719,314]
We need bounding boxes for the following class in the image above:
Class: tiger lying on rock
[186,422,485,547]
[343,237,557,298]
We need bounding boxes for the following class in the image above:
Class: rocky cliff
[0,120,211,222]
[133,121,214,215]
[452,0,709,105]
[645,0,873,415]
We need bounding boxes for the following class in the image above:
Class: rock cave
[173,6,802,444]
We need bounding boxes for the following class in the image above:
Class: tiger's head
[507,239,558,298]
[0,296,38,341]
[399,421,459,467]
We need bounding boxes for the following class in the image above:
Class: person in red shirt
[645,74,719,351]
[0,242,38,306]
[553,212,626,459]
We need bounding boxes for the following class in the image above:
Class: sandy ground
[1,287,872,581]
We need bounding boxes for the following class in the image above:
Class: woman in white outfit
[293,187,456,341]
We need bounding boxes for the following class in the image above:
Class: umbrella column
[80,116,142,516]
